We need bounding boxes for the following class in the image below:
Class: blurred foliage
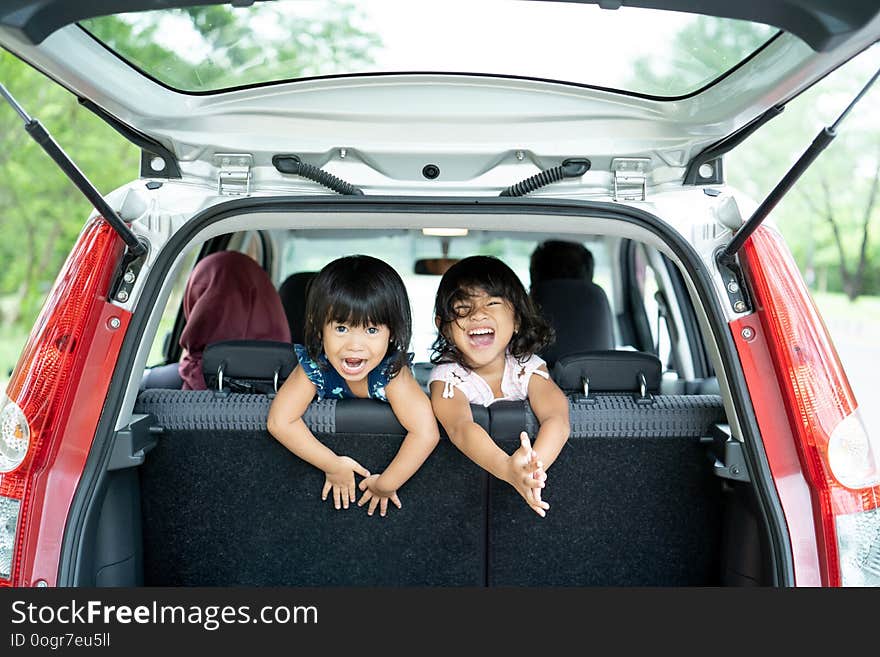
[0,3,377,337]
[728,55,880,300]
[632,16,772,96]
[0,50,138,327]
[633,17,880,299]
[82,4,381,91]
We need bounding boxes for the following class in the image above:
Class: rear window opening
[63,205,778,587]
[78,1,778,96]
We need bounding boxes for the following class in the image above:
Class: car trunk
[59,198,777,587]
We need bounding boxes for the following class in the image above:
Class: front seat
[531,278,615,367]
[278,271,317,345]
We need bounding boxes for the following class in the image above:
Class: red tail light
[740,225,880,586]
[0,218,131,587]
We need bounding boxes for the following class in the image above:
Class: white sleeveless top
[428,352,549,407]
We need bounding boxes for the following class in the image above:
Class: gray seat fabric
[531,279,615,367]
[139,362,183,390]
[487,395,726,586]
[278,271,317,344]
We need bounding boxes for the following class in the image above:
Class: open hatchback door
[0,1,877,197]
[0,1,878,590]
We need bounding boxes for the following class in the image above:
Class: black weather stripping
[500,158,591,197]
[272,154,364,196]
[0,80,146,257]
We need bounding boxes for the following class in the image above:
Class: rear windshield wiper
[0,81,146,257]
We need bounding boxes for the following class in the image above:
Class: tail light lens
[0,217,128,587]
[742,225,880,586]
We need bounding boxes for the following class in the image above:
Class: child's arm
[267,366,370,510]
[430,381,548,517]
[525,367,571,471]
[357,367,440,516]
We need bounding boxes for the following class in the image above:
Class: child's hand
[525,447,548,506]
[323,456,370,510]
[357,474,403,517]
[506,432,549,517]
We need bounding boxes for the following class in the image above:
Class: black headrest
[551,350,661,397]
[202,340,297,394]
[278,271,317,344]
[531,279,615,367]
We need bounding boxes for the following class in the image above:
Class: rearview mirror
[414,258,459,275]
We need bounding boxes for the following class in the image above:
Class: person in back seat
[528,240,615,364]
[530,239,596,284]
[267,255,439,517]
[179,251,291,390]
[428,256,570,518]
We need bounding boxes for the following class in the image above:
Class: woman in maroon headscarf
[179,251,291,390]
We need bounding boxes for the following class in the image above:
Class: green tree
[631,18,880,299]
[83,4,382,91]
[0,51,138,326]
[0,3,378,334]
[632,16,772,96]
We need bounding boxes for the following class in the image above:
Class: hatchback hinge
[715,254,752,314]
[611,157,650,201]
[214,153,253,196]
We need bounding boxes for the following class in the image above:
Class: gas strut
[718,66,880,265]
[0,81,146,257]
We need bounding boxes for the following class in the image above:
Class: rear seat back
[485,350,723,585]
[531,279,615,366]
[132,346,726,586]
[201,339,296,394]
[487,395,726,585]
[134,392,488,586]
[551,350,661,396]
[278,271,317,344]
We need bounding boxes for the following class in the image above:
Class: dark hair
[304,255,412,377]
[431,255,553,366]
[529,240,594,286]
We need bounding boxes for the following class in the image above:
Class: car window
[634,243,675,373]
[79,0,777,97]
[146,248,198,367]
[279,231,610,362]
[145,232,265,367]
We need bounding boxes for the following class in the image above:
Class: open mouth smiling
[340,357,368,375]
[467,327,495,348]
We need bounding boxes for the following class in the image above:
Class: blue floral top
[293,344,413,402]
